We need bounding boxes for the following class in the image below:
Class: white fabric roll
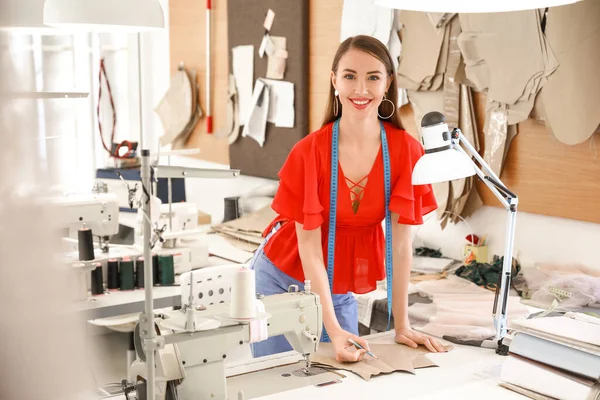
[230,267,257,319]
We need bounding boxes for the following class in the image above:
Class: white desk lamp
[413,111,518,355]
[374,0,582,13]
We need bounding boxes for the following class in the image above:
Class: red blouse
[262,121,437,294]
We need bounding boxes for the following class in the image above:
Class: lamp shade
[43,0,165,32]
[412,149,475,184]
[374,0,582,13]
[412,110,475,184]
[0,0,51,31]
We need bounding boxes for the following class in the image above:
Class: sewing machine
[154,202,209,272]
[125,288,322,400]
[54,192,120,252]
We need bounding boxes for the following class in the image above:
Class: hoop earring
[334,89,340,117]
[378,95,395,119]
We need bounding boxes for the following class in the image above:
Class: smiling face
[331,48,391,122]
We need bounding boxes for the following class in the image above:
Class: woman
[250,35,446,362]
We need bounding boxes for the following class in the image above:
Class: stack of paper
[501,315,600,400]
[210,205,276,253]
[411,256,456,275]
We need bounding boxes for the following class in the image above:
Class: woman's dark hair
[322,35,403,130]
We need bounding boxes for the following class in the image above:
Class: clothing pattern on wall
[397,12,481,229]
[155,64,203,149]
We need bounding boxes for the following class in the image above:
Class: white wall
[413,205,600,272]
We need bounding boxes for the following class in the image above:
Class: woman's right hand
[328,327,370,363]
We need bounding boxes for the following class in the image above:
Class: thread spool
[107,259,119,290]
[223,196,240,222]
[152,254,159,286]
[230,267,257,319]
[136,257,145,289]
[158,254,175,285]
[78,225,95,261]
[120,257,135,291]
[90,262,104,295]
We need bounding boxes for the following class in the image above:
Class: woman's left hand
[395,326,447,353]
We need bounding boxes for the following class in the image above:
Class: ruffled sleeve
[389,132,437,225]
[271,136,324,230]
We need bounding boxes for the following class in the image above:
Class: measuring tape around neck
[324,119,394,341]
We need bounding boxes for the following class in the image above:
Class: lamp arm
[451,128,518,355]
[452,141,511,209]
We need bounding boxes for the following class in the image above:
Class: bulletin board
[227,0,310,180]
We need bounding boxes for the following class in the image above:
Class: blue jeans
[249,224,358,358]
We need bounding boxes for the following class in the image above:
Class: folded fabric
[455,255,521,291]
[408,275,531,346]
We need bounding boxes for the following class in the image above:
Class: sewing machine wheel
[133,321,162,362]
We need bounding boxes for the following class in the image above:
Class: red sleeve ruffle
[389,133,438,225]
[271,136,323,230]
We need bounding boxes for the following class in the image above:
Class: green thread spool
[107,258,120,290]
[120,257,135,291]
[152,254,160,286]
[158,254,175,285]
[136,257,145,289]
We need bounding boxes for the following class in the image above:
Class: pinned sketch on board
[241,79,296,147]
[258,10,288,80]
[263,79,294,128]
[242,79,270,147]
[263,9,275,31]
[260,35,288,80]
[232,45,254,126]
[265,36,287,80]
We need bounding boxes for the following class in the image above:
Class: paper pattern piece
[258,34,268,58]
[263,9,275,31]
[155,68,193,146]
[539,0,600,145]
[398,11,446,91]
[311,343,451,381]
[262,79,294,128]
[266,36,287,80]
[458,10,558,126]
[232,45,254,126]
[242,79,269,147]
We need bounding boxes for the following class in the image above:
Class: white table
[249,331,526,400]
[100,331,525,400]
